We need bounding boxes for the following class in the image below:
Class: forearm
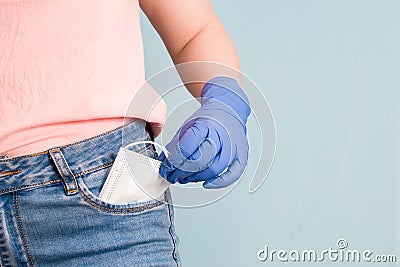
[140,1,250,187]
[140,0,242,98]
[170,21,241,97]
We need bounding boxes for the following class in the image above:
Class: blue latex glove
[157,76,251,189]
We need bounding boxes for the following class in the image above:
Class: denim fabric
[0,120,180,267]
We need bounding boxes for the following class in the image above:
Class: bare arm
[139,0,241,97]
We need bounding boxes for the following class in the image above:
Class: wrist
[200,76,251,126]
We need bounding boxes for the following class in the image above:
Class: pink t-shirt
[0,0,166,157]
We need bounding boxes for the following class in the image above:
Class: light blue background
[140,1,399,266]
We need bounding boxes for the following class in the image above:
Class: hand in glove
[157,76,251,189]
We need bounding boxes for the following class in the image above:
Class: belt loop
[48,148,78,196]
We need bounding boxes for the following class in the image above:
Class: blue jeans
[0,120,181,266]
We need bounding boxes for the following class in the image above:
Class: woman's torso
[0,0,165,157]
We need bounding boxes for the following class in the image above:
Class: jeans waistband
[0,119,153,196]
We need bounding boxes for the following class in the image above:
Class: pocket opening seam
[77,179,166,214]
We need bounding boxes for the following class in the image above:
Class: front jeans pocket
[77,165,167,215]
[13,178,180,266]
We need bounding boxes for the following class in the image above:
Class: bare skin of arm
[139,0,242,97]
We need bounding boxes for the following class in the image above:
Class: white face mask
[98,141,171,205]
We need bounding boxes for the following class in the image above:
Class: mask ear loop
[125,141,170,158]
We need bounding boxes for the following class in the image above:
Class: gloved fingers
[158,152,176,179]
[158,120,208,179]
[165,138,219,183]
[202,157,247,189]
[157,151,166,163]
[179,159,226,184]
[179,142,232,184]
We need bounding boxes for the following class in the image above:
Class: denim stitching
[0,170,22,179]
[74,162,114,177]
[66,142,150,178]
[49,149,78,195]
[0,144,146,181]
[0,180,61,195]
[13,192,34,267]
[57,150,79,194]
[78,188,167,215]
[0,152,47,162]
[166,202,180,266]
[49,151,71,194]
